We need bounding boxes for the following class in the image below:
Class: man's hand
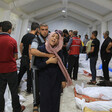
[106,42,112,53]
[46,57,58,64]
[106,49,111,53]
[87,52,89,55]
[47,54,55,58]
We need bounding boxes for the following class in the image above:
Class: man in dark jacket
[101,31,112,81]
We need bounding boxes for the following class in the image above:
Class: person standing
[87,31,100,85]
[18,22,39,94]
[83,34,89,53]
[86,37,93,60]
[35,32,72,112]
[30,24,55,112]
[69,30,73,38]
[0,21,25,112]
[67,31,81,80]
[101,31,112,81]
[63,29,69,68]
[78,35,84,53]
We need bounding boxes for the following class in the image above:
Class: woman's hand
[62,81,66,89]
[46,57,58,64]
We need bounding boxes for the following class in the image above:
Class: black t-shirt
[21,33,35,57]
[101,37,112,59]
[63,36,69,45]
[90,38,100,57]
[63,36,69,54]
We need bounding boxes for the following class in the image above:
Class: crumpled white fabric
[60,84,81,112]
[75,84,112,111]
[4,85,26,112]
[75,84,112,100]
[79,54,112,77]
[75,97,112,111]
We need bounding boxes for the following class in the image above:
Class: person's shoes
[21,105,25,112]
[99,76,104,81]
[97,80,112,86]
[33,106,38,112]
[73,78,77,81]
[87,81,97,85]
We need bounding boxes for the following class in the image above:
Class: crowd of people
[0,21,112,112]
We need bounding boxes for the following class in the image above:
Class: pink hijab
[45,32,72,86]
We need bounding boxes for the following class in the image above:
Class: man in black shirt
[63,29,69,68]
[101,31,112,81]
[18,22,39,94]
[87,31,100,85]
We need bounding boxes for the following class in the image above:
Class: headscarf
[45,32,72,86]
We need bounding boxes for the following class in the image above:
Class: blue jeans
[90,56,98,81]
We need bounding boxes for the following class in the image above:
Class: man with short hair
[18,22,39,94]
[83,34,89,53]
[69,30,73,38]
[67,31,81,80]
[101,31,112,81]
[87,31,100,85]
[0,21,25,112]
[30,24,55,112]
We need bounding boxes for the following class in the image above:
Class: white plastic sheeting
[17,59,27,92]
[75,84,112,111]
[79,54,112,77]
[60,84,81,112]
[75,84,112,100]
[75,97,112,111]
[4,85,26,112]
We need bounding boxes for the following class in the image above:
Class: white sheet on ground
[75,97,112,111]
[75,84,112,100]
[79,54,112,77]
[4,85,26,112]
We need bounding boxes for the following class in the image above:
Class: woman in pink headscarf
[35,32,72,112]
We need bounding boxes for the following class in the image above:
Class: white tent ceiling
[1,0,112,26]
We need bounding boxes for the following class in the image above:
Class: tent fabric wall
[46,17,89,40]
[108,20,112,38]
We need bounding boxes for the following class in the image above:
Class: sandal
[87,81,96,85]
[33,106,38,112]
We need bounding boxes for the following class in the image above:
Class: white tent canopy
[0,0,112,54]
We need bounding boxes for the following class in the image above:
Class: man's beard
[40,33,48,39]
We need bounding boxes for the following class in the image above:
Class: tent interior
[1,0,112,49]
[1,0,112,112]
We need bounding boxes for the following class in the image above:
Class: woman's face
[49,33,59,47]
